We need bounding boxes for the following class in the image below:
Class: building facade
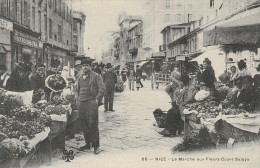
[117,12,142,68]
[0,0,81,74]
[128,21,144,63]
[143,0,211,59]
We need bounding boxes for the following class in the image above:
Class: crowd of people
[158,58,260,137]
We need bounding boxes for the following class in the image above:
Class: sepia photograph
[0,0,260,167]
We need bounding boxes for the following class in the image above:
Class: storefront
[44,45,71,71]
[11,24,40,72]
[0,18,13,73]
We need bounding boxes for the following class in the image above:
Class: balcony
[129,47,138,54]
[135,31,142,37]
[114,49,120,57]
[159,44,166,52]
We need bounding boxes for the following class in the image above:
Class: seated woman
[159,74,197,137]
[225,77,255,112]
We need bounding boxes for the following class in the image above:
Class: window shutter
[17,0,21,23]
[2,0,7,17]
[22,0,25,25]
[10,0,17,21]
[27,1,30,27]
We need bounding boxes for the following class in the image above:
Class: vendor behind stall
[159,74,196,137]
[226,77,255,112]
[6,62,32,92]
[30,63,47,103]
[201,58,216,95]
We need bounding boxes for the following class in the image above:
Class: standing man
[0,65,10,89]
[76,59,105,154]
[135,65,143,88]
[102,63,117,112]
[127,67,135,91]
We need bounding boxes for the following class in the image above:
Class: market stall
[0,73,76,167]
[181,89,260,145]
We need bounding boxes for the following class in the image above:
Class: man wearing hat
[6,62,31,92]
[0,65,10,89]
[76,59,105,154]
[102,63,117,112]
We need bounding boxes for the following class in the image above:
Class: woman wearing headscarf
[201,58,216,95]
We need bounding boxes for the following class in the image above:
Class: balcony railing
[159,44,166,52]
[129,47,138,54]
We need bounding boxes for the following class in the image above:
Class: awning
[172,51,204,61]
[204,25,260,46]
[137,60,149,67]
[204,12,260,46]
[151,52,166,58]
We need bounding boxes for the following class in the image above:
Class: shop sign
[0,18,13,31]
[13,30,38,48]
[22,48,33,54]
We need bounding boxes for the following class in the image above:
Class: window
[58,0,61,15]
[49,0,52,8]
[23,1,30,27]
[165,0,170,8]
[58,25,62,42]
[210,0,214,8]
[188,14,192,22]
[39,11,41,33]
[49,19,52,38]
[10,0,18,21]
[32,7,35,31]
[0,53,6,66]
[177,14,181,22]
[188,4,193,10]
[164,14,170,23]
[54,0,57,12]
[44,14,47,38]
[177,4,182,9]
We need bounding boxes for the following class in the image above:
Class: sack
[194,90,210,101]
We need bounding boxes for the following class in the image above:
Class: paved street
[43,80,260,168]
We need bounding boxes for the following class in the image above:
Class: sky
[71,0,145,60]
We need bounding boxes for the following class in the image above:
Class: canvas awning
[151,52,166,58]
[204,25,260,46]
[203,12,260,46]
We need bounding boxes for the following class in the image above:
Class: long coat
[201,65,216,88]
[102,70,117,91]
[6,71,31,92]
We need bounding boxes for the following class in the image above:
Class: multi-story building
[143,0,211,59]
[72,11,85,56]
[0,0,76,74]
[128,21,144,63]
[71,11,86,73]
[0,0,43,72]
[42,0,73,72]
[117,12,142,68]
[202,0,260,74]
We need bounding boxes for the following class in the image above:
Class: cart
[151,72,171,90]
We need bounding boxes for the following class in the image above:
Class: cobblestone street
[43,81,260,168]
